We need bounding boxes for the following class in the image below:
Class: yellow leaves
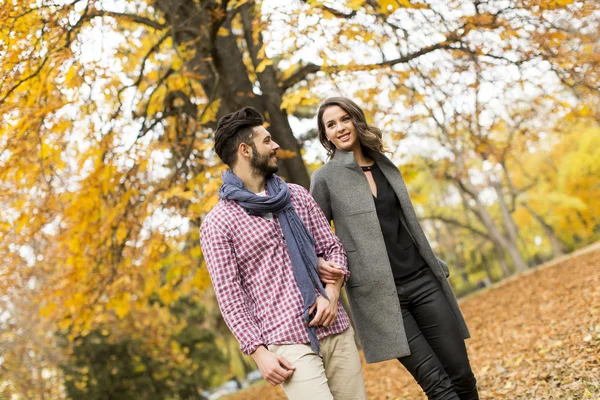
[280,64,301,82]
[376,0,427,14]
[115,222,128,243]
[276,149,298,159]
[228,0,250,9]
[65,293,86,312]
[200,194,220,214]
[346,0,365,11]
[582,44,595,54]
[0,332,17,342]
[109,293,132,319]
[257,44,267,60]
[64,64,82,90]
[190,267,211,292]
[158,285,178,305]
[163,186,195,201]
[145,85,168,117]
[322,9,336,19]
[203,177,222,195]
[255,58,273,73]
[201,98,222,124]
[538,0,574,9]
[58,317,73,331]
[190,245,202,259]
[14,212,30,235]
[565,104,592,123]
[217,27,229,37]
[500,28,520,40]
[40,302,58,318]
[280,87,321,115]
[165,265,182,283]
[468,12,495,26]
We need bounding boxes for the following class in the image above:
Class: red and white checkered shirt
[200,183,351,355]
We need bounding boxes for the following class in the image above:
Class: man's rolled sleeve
[200,217,264,355]
[302,188,350,283]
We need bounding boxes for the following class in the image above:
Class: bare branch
[322,5,358,19]
[423,215,489,238]
[280,63,321,90]
[88,11,167,30]
[300,1,358,19]
[281,41,457,91]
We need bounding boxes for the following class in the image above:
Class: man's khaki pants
[268,327,367,400]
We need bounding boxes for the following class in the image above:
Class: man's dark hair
[214,107,265,168]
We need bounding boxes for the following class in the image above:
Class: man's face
[249,126,280,176]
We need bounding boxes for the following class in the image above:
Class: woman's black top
[365,163,426,280]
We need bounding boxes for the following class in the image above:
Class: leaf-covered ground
[228,245,600,399]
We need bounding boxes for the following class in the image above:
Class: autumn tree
[2,0,600,396]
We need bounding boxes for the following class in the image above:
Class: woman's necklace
[360,164,376,172]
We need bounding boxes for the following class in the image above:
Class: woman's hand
[309,295,339,327]
[317,257,345,284]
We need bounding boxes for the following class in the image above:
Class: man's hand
[317,257,345,284]
[251,346,295,386]
[309,294,338,327]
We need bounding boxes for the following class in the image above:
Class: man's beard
[250,145,279,177]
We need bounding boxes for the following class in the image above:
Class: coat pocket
[436,257,450,278]
[347,250,363,287]
[333,202,372,216]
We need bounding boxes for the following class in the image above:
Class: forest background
[1,0,599,398]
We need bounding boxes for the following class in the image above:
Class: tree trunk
[240,4,310,188]
[492,242,512,278]
[490,181,528,272]
[455,178,529,273]
[522,202,567,257]
[478,246,496,283]
[154,0,311,187]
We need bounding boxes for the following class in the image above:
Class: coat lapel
[330,150,377,213]
[369,151,417,243]
[333,149,417,242]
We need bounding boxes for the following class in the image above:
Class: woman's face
[322,105,359,152]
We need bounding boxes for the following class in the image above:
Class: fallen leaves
[229,246,600,399]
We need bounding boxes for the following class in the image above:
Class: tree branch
[88,11,167,30]
[281,41,457,91]
[280,63,321,90]
[322,5,358,19]
[423,215,489,239]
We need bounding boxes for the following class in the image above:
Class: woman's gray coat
[310,149,470,364]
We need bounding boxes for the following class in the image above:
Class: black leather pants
[395,268,479,400]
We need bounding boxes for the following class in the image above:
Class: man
[200,107,366,399]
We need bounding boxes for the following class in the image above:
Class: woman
[310,97,479,400]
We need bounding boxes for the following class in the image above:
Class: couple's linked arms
[251,262,345,386]
[309,258,345,328]
[250,271,344,386]
[306,184,349,328]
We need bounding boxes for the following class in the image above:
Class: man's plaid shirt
[200,183,351,355]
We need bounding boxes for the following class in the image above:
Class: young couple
[200,97,479,400]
